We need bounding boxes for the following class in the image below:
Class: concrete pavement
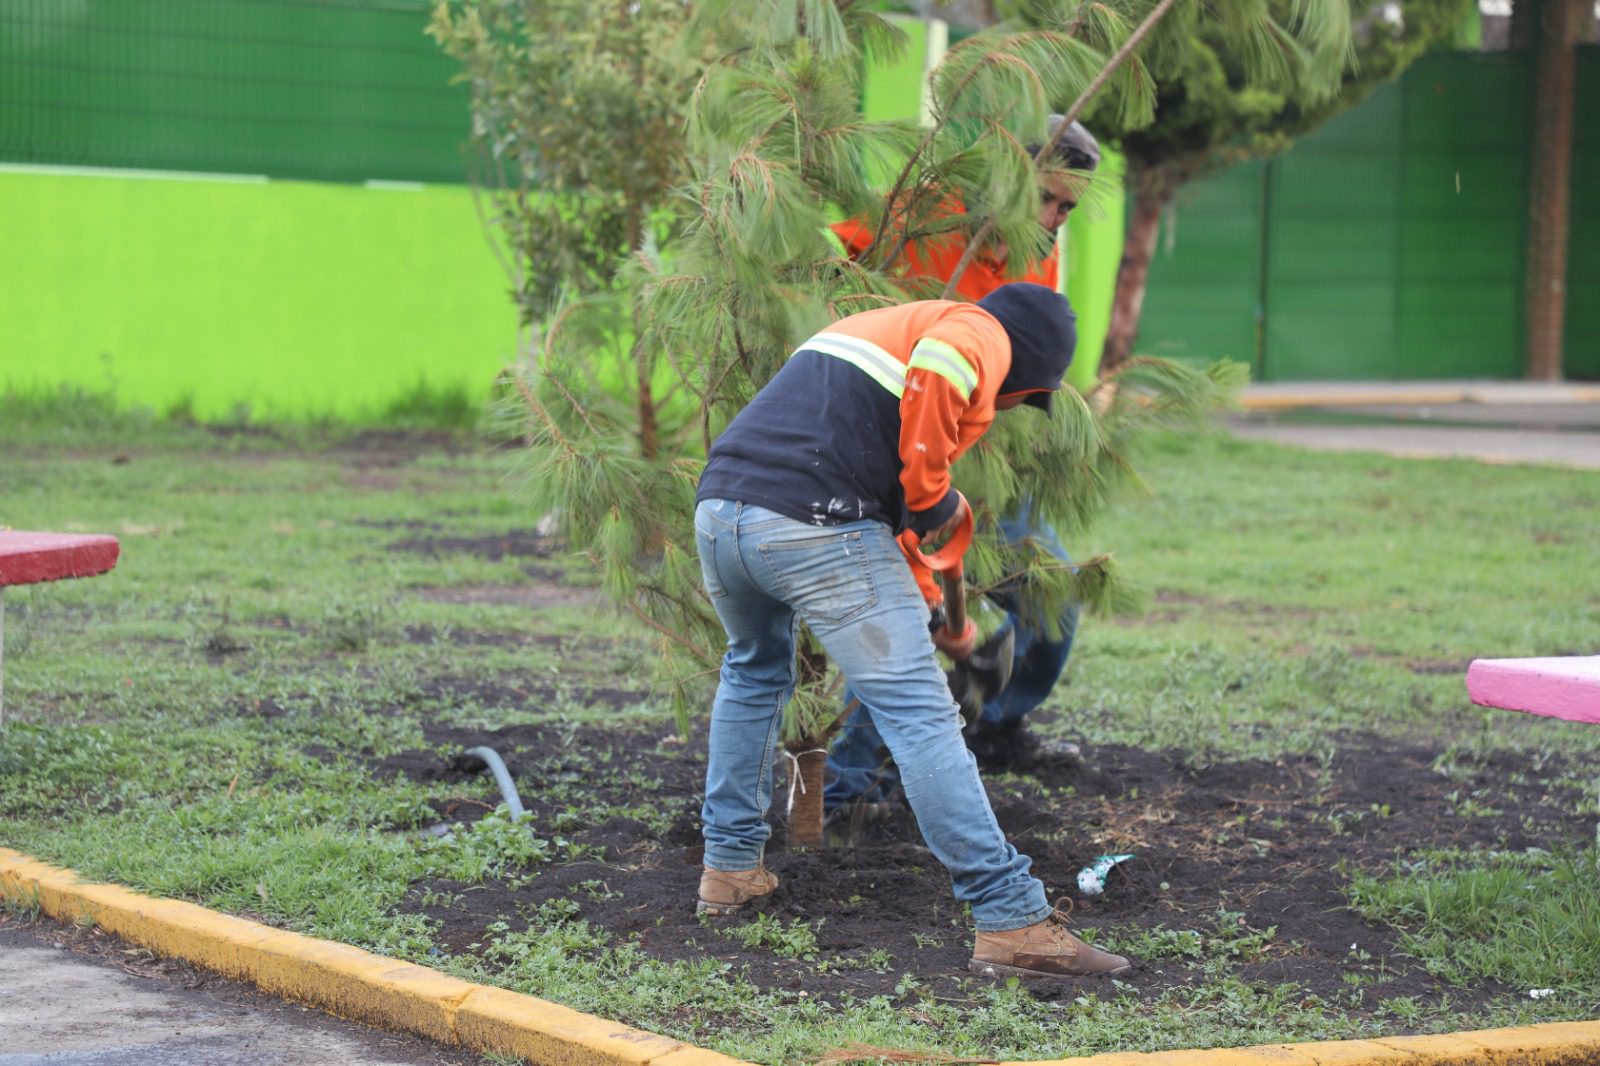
[0,917,482,1066]
[1239,380,1600,410]
[1231,380,1600,470]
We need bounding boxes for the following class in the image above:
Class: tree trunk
[784,746,829,849]
[635,333,659,460]
[624,204,660,458]
[783,639,836,849]
[1100,165,1169,375]
[1523,0,1583,381]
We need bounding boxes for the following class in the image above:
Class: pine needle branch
[861,28,1061,270]
[511,369,576,456]
[941,0,1180,300]
[628,594,716,663]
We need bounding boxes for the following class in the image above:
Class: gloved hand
[926,605,977,660]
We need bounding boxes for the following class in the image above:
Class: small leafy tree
[428,0,701,456]
[434,0,1351,846]
[1087,0,1472,372]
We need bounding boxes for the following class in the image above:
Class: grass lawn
[1,402,1596,1064]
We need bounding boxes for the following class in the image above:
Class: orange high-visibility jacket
[830,208,1058,303]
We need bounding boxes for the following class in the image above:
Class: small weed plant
[722,913,822,960]
[425,807,551,883]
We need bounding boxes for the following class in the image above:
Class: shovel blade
[955,627,1015,725]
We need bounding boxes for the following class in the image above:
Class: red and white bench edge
[0,532,120,588]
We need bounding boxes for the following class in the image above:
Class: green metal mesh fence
[0,0,468,183]
[1137,49,1591,381]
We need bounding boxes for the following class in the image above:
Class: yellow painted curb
[457,985,686,1066]
[4,848,1598,1066]
[1029,1020,1600,1065]
[1238,390,1472,412]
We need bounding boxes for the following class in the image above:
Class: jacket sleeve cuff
[906,490,960,538]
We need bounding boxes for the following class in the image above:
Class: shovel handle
[940,564,966,640]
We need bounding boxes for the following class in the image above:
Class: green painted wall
[1,169,516,419]
[862,14,932,131]
[1062,147,1124,390]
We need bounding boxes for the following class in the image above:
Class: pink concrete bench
[1467,656,1600,725]
[0,532,121,724]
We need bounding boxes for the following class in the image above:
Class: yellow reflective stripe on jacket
[907,337,978,399]
[797,332,906,398]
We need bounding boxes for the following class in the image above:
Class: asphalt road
[0,917,482,1066]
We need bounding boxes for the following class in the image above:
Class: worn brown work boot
[696,865,779,916]
[969,901,1132,979]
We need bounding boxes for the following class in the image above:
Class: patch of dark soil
[337,428,472,463]
[390,724,1593,1015]
[374,718,682,792]
[1406,658,1474,676]
[407,674,647,714]
[402,624,556,648]
[1150,590,1319,620]
[201,422,293,445]
[387,529,554,561]
[232,697,292,719]
[418,583,600,609]
[351,518,445,532]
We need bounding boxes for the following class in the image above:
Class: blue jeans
[694,498,1050,932]
[825,508,1078,809]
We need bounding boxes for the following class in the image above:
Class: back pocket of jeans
[695,526,727,599]
[758,530,877,625]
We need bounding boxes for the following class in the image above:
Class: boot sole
[695,899,746,916]
[968,958,1132,979]
[695,896,774,917]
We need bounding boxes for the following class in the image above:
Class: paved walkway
[0,918,479,1066]
[1231,380,1600,470]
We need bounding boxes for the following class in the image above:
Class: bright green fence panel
[1567,46,1599,379]
[1136,160,1267,373]
[1,169,516,420]
[0,0,466,183]
[1263,84,1404,380]
[1395,51,1530,379]
[1132,49,1575,382]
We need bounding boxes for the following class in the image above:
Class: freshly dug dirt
[380,715,1594,1010]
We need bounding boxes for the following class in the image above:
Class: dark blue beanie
[976,283,1077,411]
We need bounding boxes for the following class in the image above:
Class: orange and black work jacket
[697,289,1073,604]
